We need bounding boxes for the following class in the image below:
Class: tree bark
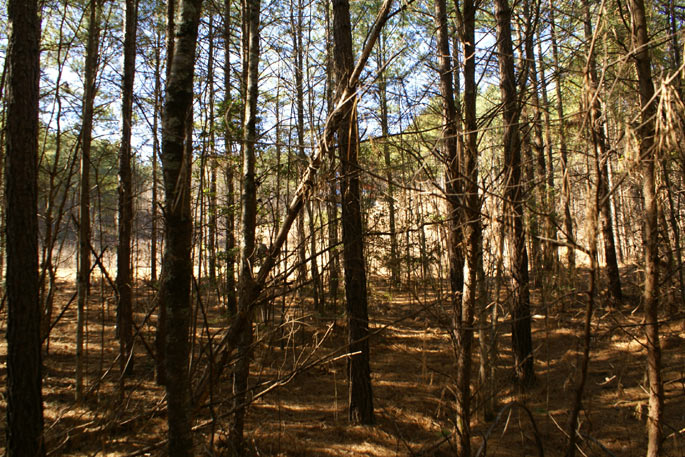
[208,15,218,285]
[377,33,400,284]
[453,0,481,449]
[325,1,341,309]
[333,0,375,425]
[76,0,103,403]
[549,0,575,271]
[160,0,203,454]
[156,0,176,388]
[629,1,664,455]
[224,0,238,315]
[5,0,45,454]
[117,0,139,385]
[583,1,623,306]
[495,0,535,387]
[230,0,261,451]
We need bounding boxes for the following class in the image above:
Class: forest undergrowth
[1,266,683,456]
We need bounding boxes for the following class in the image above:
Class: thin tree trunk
[583,1,622,306]
[523,0,551,276]
[230,0,261,451]
[630,0,664,454]
[224,0,238,316]
[566,23,604,451]
[325,0,341,308]
[156,0,176,388]
[377,33,399,284]
[117,0,139,386]
[333,0,374,425]
[549,0,574,270]
[160,0,203,454]
[208,15,218,286]
[495,0,534,387]
[76,0,103,403]
[5,0,45,454]
[151,20,162,285]
[435,0,463,315]
[454,0,480,448]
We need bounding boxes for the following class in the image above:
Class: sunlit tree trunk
[630,0,664,454]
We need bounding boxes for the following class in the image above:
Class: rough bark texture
[76,0,102,402]
[495,0,534,387]
[333,0,375,425]
[5,0,45,454]
[230,0,261,452]
[160,0,203,455]
[630,1,664,455]
[117,0,138,383]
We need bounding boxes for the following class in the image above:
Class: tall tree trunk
[435,0,463,315]
[208,16,218,286]
[231,0,261,451]
[5,0,45,454]
[377,33,400,284]
[156,0,176,388]
[76,0,103,403]
[453,0,480,449]
[523,0,551,276]
[583,1,623,306]
[160,0,203,455]
[495,0,534,387]
[629,1,664,454]
[117,0,139,385]
[325,0,341,309]
[332,0,374,425]
[224,0,238,315]
[151,19,162,285]
[292,1,315,307]
[566,18,606,450]
[549,0,574,270]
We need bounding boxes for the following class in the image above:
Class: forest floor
[0,266,684,456]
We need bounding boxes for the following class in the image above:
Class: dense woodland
[2,0,685,455]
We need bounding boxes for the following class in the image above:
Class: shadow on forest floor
[0,266,684,456]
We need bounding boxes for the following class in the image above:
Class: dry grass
[0,267,683,456]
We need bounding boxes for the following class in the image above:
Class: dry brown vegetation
[1,267,683,456]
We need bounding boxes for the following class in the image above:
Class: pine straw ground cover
[0,267,683,456]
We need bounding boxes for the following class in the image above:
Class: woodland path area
[1,269,683,456]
